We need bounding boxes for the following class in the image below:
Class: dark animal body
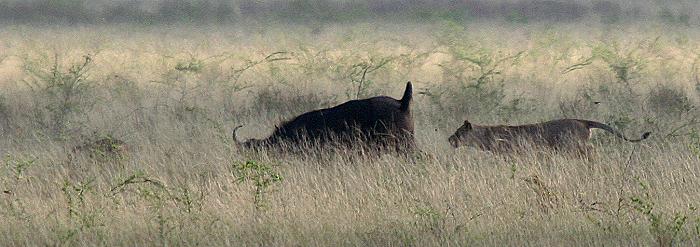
[448,119,650,154]
[234,82,416,154]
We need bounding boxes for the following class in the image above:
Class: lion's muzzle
[448,135,459,148]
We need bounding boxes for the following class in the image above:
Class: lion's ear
[464,120,472,130]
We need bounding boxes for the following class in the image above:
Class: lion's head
[448,120,486,149]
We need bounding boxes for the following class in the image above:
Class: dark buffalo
[233,82,416,154]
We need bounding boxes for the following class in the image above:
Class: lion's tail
[582,120,651,142]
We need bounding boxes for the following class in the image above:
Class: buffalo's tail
[400,81,412,112]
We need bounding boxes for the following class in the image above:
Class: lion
[72,136,129,160]
[448,119,650,155]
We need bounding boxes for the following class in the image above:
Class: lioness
[448,119,650,154]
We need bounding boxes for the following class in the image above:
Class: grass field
[1,19,700,246]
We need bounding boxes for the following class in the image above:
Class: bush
[247,86,339,121]
[23,54,96,138]
[647,84,694,118]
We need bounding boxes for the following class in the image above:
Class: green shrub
[231,160,283,211]
[647,84,694,118]
[23,54,96,138]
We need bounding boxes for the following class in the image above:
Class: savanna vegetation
[1,0,700,246]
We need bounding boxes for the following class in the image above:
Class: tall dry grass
[1,21,700,246]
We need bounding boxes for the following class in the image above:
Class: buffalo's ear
[463,120,472,130]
